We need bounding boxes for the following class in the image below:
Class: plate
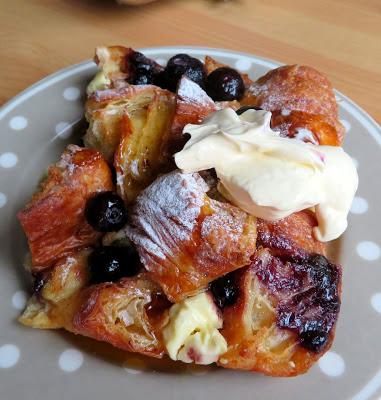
[0,47,380,400]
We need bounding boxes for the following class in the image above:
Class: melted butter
[175,108,358,242]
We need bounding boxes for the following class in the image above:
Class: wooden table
[0,0,380,122]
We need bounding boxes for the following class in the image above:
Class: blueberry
[164,54,206,92]
[299,329,329,353]
[236,105,263,115]
[85,192,127,232]
[210,272,239,309]
[88,246,140,283]
[129,51,163,86]
[133,69,154,85]
[206,67,245,101]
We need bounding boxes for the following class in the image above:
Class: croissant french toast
[219,247,341,376]
[125,170,257,302]
[242,64,345,144]
[17,45,357,378]
[18,145,113,270]
[114,89,176,203]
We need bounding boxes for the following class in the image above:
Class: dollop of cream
[162,292,227,365]
[175,108,358,242]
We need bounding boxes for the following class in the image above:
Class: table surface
[0,0,380,123]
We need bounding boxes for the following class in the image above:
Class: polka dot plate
[0,47,380,400]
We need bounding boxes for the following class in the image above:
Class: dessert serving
[17,45,358,377]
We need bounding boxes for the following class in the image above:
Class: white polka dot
[0,344,20,368]
[155,58,167,67]
[55,122,73,140]
[350,196,369,214]
[63,87,80,101]
[0,193,7,208]
[371,293,381,313]
[9,116,28,130]
[235,58,252,71]
[12,291,28,310]
[357,241,381,261]
[340,119,351,133]
[58,349,83,372]
[0,152,18,168]
[318,351,345,377]
[352,157,359,169]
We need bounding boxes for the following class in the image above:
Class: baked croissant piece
[125,170,257,302]
[18,45,346,377]
[242,64,344,145]
[18,145,113,270]
[220,247,341,376]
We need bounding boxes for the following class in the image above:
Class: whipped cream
[174,108,358,242]
[163,292,227,365]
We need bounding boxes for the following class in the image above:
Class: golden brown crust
[219,246,341,376]
[242,65,344,142]
[20,253,170,358]
[218,211,340,376]
[219,264,318,376]
[114,89,176,203]
[19,248,91,329]
[127,171,257,302]
[271,110,341,146]
[72,275,169,358]
[170,77,217,155]
[18,145,113,271]
[94,45,134,89]
[84,85,168,162]
[257,210,326,256]
[18,52,345,374]
[40,248,91,304]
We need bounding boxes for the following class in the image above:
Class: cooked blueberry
[252,244,341,354]
[88,246,140,283]
[85,192,127,232]
[206,67,245,101]
[210,272,239,308]
[133,69,154,85]
[164,54,206,92]
[236,105,263,115]
[129,51,163,86]
[299,329,329,353]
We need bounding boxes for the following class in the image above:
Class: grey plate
[0,47,380,400]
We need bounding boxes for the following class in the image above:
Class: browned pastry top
[243,65,344,143]
[18,145,113,270]
[126,170,257,302]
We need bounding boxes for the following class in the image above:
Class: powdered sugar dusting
[197,200,254,265]
[130,159,139,177]
[125,171,257,301]
[247,65,339,128]
[177,77,215,108]
[281,109,291,116]
[126,171,209,262]
[56,144,82,174]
